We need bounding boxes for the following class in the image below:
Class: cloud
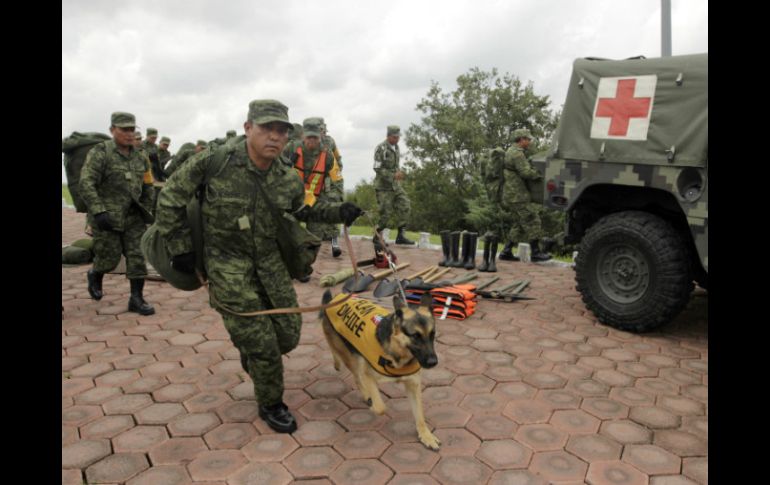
[63,0,707,188]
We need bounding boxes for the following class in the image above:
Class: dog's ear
[419,292,433,308]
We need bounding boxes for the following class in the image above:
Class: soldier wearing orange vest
[290,118,345,257]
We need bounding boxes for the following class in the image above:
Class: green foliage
[345,179,379,226]
[62,184,73,204]
[402,67,560,233]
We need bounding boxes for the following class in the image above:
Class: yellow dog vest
[325,294,420,377]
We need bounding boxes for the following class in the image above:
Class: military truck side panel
[542,158,708,271]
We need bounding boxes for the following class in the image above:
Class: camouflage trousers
[91,211,148,279]
[210,269,301,406]
[376,184,411,229]
[502,201,544,243]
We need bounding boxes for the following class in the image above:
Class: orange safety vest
[294,147,328,196]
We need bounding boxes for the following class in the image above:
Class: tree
[402,68,559,233]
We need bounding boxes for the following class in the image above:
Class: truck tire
[575,211,693,332]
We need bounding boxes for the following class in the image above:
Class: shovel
[373,265,437,298]
[339,258,378,292]
[342,262,411,294]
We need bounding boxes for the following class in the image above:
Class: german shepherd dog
[320,290,441,450]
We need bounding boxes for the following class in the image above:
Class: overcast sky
[62,0,708,188]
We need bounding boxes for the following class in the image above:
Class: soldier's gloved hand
[339,202,364,227]
[93,212,114,231]
[171,252,197,274]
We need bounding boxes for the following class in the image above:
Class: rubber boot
[498,241,518,261]
[128,278,155,315]
[487,236,499,272]
[331,236,342,258]
[530,239,552,262]
[395,226,415,245]
[478,236,491,272]
[447,231,462,267]
[459,231,471,268]
[463,232,478,270]
[87,269,104,300]
[258,402,297,433]
[438,230,451,266]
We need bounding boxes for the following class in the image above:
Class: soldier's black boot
[530,239,552,262]
[478,235,491,272]
[87,269,104,300]
[448,231,462,267]
[438,230,451,266]
[487,236,499,272]
[395,226,415,245]
[259,402,298,433]
[498,241,519,261]
[128,279,155,316]
[464,232,478,270]
[331,236,342,258]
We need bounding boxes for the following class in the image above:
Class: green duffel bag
[141,198,205,291]
[62,245,93,264]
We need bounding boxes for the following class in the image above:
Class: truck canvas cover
[556,54,707,167]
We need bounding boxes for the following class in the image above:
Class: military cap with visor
[513,128,533,140]
[302,117,323,138]
[146,127,158,136]
[111,112,136,128]
[247,99,292,129]
[226,130,236,137]
[387,125,400,136]
[196,140,208,147]
[160,136,170,144]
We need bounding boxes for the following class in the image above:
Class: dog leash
[200,225,358,316]
[366,213,409,304]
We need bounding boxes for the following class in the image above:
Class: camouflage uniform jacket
[158,148,172,167]
[155,141,344,311]
[373,139,400,191]
[323,134,342,167]
[164,146,196,177]
[502,146,540,204]
[79,140,154,231]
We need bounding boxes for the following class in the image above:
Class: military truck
[532,54,707,332]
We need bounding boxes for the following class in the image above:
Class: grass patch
[62,184,73,205]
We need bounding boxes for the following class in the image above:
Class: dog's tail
[319,289,333,318]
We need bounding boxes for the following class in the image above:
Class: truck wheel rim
[596,243,650,304]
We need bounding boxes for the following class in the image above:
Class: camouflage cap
[159,136,170,144]
[247,99,292,128]
[196,140,208,147]
[387,125,400,136]
[111,112,136,128]
[226,130,236,137]
[291,123,304,136]
[146,127,158,136]
[513,128,533,140]
[303,117,322,138]
[134,131,142,139]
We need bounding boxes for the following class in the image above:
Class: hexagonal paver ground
[62,211,708,485]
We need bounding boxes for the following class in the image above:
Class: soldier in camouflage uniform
[373,125,414,244]
[142,127,166,183]
[163,142,197,177]
[498,128,551,262]
[318,118,342,167]
[133,130,143,148]
[154,100,363,433]
[289,118,345,258]
[158,136,172,169]
[79,112,156,315]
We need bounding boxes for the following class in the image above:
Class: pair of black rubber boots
[87,269,155,315]
[438,231,479,270]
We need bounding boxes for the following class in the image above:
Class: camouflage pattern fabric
[373,139,411,227]
[79,139,154,278]
[154,141,346,405]
[498,145,544,242]
[323,134,342,167]
[158,147,172,167]
[164,144,197,177]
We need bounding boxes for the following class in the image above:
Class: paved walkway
[62,208,708,485]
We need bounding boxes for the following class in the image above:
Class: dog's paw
[419,432,441,451]
[370,401,387,415]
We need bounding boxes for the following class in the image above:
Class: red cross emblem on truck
[591,75,656,141]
